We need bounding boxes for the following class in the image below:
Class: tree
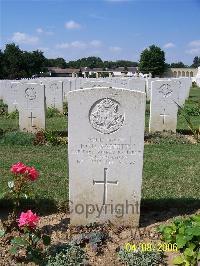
[138,45,166,77]
[67,56,104,69]
[3,43,24,79]
[191,56,200,68]
[46,58,67,68]
[0,50,5,79]
[170,62,187,68]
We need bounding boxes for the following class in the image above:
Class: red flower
[11,162,27,175]
[25,166,39,181]
[18,210,39,229]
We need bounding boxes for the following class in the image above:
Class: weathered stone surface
[68,87,146,226]
[127,79,146,93]
[18,83,46,132]
[45,81,63,112]
[149,80,179,133]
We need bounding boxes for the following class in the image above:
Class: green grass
[0,140,199,212]
[0,145,68,211]
[46,117,67,131]
[0,116,67,132]
[142,143,200,200]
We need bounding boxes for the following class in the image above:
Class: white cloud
[56,40,102,50]
[36,27,54,35]
[163,42,175,49]
[65,20,81,30]
[56,41,87,49]
[38,47,49,52]
[109,46,122,52]
[36,28,43,34]
[71,41,86,49]
[186,48,200,55]
[56,42,70,49]
[11,32,39,45]
[89,14,106,20]
[186,40,200,55]
[90,40,102,48]
[188,40,200,47]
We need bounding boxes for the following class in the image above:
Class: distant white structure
[196,67,200,87]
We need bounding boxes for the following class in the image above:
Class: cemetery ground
[0,86,199,265]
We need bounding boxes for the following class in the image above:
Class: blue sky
[1,0,200,64]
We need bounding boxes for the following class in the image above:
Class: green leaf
[176,235,187,249]
[11,237,29,247]
[185,261,190,266]
[10,246,18,255]
[191,226,200,236]
[32,234,40,245]
[0,230,5,238]
[157,224,166,233]
[197,251,200,261]
[173,255,185,265]
[0,192,6,199]
[188,243,196,251]
[178,226,185,235]
[184,247,194,257]
[42,235,51,246]
[191,214,200,223]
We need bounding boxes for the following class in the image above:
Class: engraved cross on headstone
[28,112,36,127]
[53,97,56,108]
[93,168,118,205]
[160,108,169,125]
[13,100,18,109]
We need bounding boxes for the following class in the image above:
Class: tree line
[0,43,199,79]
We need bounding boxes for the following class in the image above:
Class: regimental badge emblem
[158,84,173,98]
[25,88,36,100]
[89,98,125,134]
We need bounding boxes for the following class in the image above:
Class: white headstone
[149,80,179,133]
[81,80,113,89]
[68,87,146,226]
[145,78,155,101]
[127,79,146,93]
[18,83,46,132]
[45,81,63,112]
[196,67,200,87]
[7,82,21,113]
[62,80,72,102]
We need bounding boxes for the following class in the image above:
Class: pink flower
[18,210,39,229]
[25,166,39,181]
[11,162,27,175]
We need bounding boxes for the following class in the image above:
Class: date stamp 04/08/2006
[124,242,178,253]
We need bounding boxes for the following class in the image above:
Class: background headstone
[45,81,63,112]
[149,80,179,133]
[127,78,146,93]
[18,83,46,132]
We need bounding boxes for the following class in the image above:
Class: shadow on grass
[177,129,197,135]
[140,198,200,227]
[1,197,199,230]
[0,198,62,220]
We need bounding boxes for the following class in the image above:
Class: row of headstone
[0,77,192,133]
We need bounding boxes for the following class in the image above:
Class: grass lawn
[0,140,199,213]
